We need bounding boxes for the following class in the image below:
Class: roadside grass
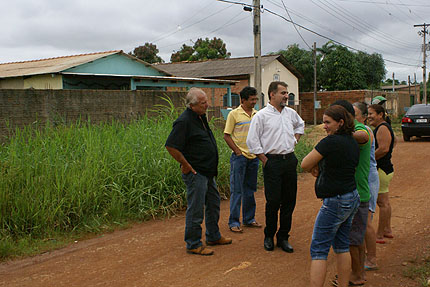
[0,100,314,261]
[403,255,430,286]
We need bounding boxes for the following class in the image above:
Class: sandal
[229,226,243,233]
[243,221,262,228]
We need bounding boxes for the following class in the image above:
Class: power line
[150,4,234,44]
[335,0,430,7]
[263,7,420,67]
[280,0,312,50]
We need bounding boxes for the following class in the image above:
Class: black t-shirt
[165,108,219,177]
[314,134,360,198]
[374,122,394,175]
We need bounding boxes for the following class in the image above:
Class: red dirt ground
[1,138,429,287]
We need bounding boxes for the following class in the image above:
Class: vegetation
[274,41,386,92]
[403,255,430,286]
[129,42,163,63]
[0,100,314,260]
[170,37,231,62]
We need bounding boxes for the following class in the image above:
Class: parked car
[401,104,430,141]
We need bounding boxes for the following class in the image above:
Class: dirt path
[1,138,430,287]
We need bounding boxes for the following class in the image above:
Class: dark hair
[368,104,391,125]
[268,81,288,100]
[353,102,368,117]
[324,105,355,135]
[240,86,257,101]
[331,100,355,117]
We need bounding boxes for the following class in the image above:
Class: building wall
[0,77,24,89]
[64,54,167,77]
[0,89,187,139]
[299,90,412,124]
[23,74,63,89]
[260,60,299,105]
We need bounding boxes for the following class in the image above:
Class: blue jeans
[310,190,360,260]
[228,154,259,228]
[182,172,221,250]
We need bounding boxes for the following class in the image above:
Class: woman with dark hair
[353,102,380,270]
[302,105,360,287]
[367,104,395,244]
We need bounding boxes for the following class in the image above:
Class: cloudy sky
[1,0,430,82]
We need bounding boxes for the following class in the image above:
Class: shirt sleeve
[223,111,235,135]
[292,110,305,135]
[165,119,187,151]
[315,136,333,157]
[246,114,264,154]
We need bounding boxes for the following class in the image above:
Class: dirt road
[1,138,430,287]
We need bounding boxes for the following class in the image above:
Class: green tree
[130,43,163,63]
[319,44,365,90]
[170,44,194,62]
[170,37,231,62]
[275,44,315,92]
[356,52,386,89]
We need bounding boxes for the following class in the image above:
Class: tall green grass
[0,101,313,259]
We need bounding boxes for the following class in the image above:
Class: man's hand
[181,163,197,175]
[310,166,319,177]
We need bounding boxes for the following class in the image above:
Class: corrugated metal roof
[0,51,121,78]
[155,54,302,79]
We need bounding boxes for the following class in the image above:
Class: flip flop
[365,265,379,271]
[383,234,394,239]
[331,278,364,286]
[376,239,386,244]
[229,226,243,233]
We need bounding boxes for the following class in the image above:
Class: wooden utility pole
[313,42,317,125]
[253,0,262,107]
[414,23,429,104]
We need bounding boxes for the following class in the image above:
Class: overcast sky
[1,0,430,82]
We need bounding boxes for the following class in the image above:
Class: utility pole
[313,42,317,125]
[414,73,418,103]
[392,72,395,92]
[414,23,429,104]
[253,0,262,108]
[408,75,411,105]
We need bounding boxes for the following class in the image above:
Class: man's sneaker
[186,246,214,256]
[206,236,232,246]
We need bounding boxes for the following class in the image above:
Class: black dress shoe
[264,237,274,251]
[277,239,294,253]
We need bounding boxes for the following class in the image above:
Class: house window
[288,93,295,106]
[273,74,280,81]
[223,93,240,107]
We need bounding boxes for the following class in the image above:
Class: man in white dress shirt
[246,81,305,253]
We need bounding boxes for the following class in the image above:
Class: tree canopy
[129,43,163,64]
[274,41,386,92]
[170,37,231,62]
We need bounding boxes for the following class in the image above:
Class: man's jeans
[228,153,259,228]
[182,172,221,250]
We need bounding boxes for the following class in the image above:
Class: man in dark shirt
[165,87,232,256]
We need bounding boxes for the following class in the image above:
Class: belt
[266,153,293,160]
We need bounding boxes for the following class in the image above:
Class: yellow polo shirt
[224,105,257,159]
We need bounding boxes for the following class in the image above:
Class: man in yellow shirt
[224,86,261,233]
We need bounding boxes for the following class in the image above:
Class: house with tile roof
[155,54,302,107]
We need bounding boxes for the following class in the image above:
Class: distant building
[0,50,235,92]
[156,54,302,107]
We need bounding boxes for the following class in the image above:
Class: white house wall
[262,60,299,105]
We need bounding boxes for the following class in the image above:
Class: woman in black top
[368,104,395,244]
[302,105,360,287]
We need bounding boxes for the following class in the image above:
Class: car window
[407,105,430,115]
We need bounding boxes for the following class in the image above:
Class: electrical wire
[280,0,312,50]
[150,3,234,44]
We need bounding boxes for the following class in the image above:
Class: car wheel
[403,134,411,141]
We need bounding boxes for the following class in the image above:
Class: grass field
[0,103,313,260]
